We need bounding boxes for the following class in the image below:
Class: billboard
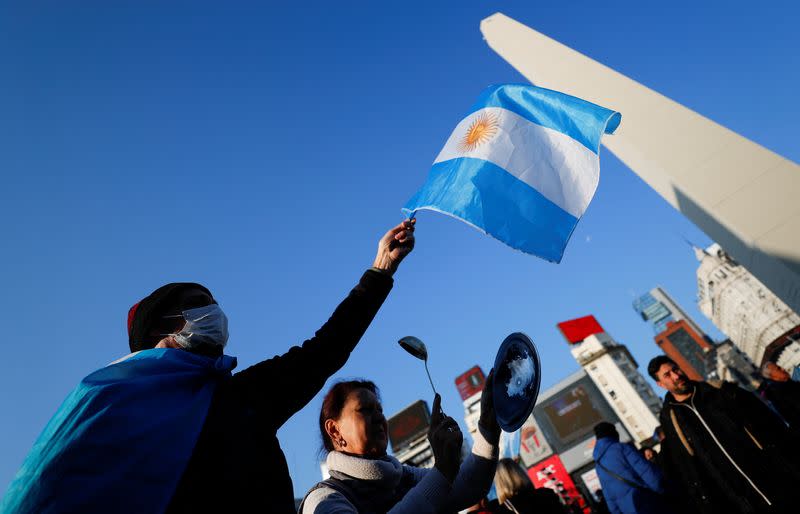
[527,454,588,512]
[538,380,606,449]
[455,366,485,401]
[388,400,430,452]
[557,315,604,344]
[519,414,553,467]
[580,468,602,502]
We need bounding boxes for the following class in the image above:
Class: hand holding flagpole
[372,219,415,276]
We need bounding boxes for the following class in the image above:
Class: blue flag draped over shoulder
[402,84,621,263]
[1,348,237,514]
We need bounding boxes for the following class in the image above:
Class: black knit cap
[594,422,619,440]
[127,282,215,353]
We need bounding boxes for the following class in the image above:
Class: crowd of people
[583,356,800,514]
[3,218,800,513]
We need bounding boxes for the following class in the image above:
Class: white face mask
[164,304,229,350]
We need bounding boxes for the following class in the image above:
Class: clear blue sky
[1,0,797,500]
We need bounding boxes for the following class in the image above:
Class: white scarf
[326,451,410,512]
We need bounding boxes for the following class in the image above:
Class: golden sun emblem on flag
[458,112,500,151]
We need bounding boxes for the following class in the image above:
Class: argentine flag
[402,84,620,263]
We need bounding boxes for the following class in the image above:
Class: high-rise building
[695,244,800,369]
[705,339,760,391]
[387,400,434,468]
[634,286,760,388]
[654,320,714,381]
[557,316,661,445]
[454,366,486,440]
[634,287,707,339]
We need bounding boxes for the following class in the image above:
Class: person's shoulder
[302,485,355,514]
[530,488,564,511]
[717,380,740,391]
[531,487,559,499]
[783,379,800,392]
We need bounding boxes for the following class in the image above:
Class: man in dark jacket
[759,361,800,430]
[592,422,667,514]
[649,355,800,513]
[5,220,415,514]
[164,220,415,513]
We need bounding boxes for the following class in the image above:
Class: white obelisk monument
[480,13,800,314]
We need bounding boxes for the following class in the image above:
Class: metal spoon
[398,336,437,396]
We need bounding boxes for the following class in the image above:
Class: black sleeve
[231,269,394,430]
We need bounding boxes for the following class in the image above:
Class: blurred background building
[696,244,800,373]
[558,315,661,445]
[634,285,761,389]
[652,320,713,381]
[455,365,486,440]
[387,400,434,468]
[634,287,707,340]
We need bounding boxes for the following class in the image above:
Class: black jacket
[659,381,800,513]
[500,487,565,514]
[760,378,800,430]
[166,270,393,513]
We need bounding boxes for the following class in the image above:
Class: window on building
[666,327,706,377]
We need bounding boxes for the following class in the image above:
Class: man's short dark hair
[647,355,677,381]
[594,422,619,440]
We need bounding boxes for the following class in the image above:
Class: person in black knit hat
[167,220,415,513]
[5,219,415,514]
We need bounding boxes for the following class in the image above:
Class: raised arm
[443,370,501,511]
[234,220,415,429]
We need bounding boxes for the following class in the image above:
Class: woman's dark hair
[319,379,380,453]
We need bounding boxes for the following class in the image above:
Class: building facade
[387,400,434,468]
[455,366,486,441]
[634,286,707,338]
[696,244,800,369]
[654,320,714,381]
[558,316,661,445]
[526,369,632,511]
[705,339,760,391]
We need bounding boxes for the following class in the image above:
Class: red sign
[527,454,589,513]
[557,315,605,344]
[454,365,485,401]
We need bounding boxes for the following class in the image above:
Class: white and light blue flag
[402,84,621,263]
